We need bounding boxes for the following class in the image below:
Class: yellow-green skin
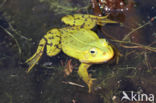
[26,14,116,93]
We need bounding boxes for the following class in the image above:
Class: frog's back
[60,28,99,59]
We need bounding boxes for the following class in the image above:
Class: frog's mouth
[80,50,114,64]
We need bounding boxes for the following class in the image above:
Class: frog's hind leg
[25,38,46,73]
[45,29,61,57]
[78,63,95,93]
[61,14,117,29]
[61,14,97,29]
[25,29,61,73]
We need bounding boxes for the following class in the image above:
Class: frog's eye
[89,48,97,56]
[105,39,108,43]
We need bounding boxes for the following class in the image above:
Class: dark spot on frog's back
[55,44,61,49]
[80,23,85,28]
[59,41,61,44]
[47,43,53,46]
[72,24,75,26]
[60,31,63,34]
[63,29,68,32]
[56,35,60,37]
[72,20,76,26]
[39,44,44,47]
[84,18,87,21]
[48,37,54,39]
[70,27,75,30]
[43,37,47,42]
[48,31,53,34]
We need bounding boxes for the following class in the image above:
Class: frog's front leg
[78,63,95,93]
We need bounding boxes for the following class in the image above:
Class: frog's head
[79,39,114,64]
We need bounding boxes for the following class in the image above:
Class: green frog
[25,14,117,93]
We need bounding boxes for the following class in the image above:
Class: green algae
[39,0,90,14]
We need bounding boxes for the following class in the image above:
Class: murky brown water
[0,0,155,103]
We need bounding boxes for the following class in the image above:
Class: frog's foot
[110,44,122,64]
[25,38,46,73]
[95,15,118,26]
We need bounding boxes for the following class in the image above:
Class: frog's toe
[87,77,96,93]
[97,20,118,26]
[91,78,96,81]
[88,79,93,93]
[97,22,105,26]
[89,74,96,81]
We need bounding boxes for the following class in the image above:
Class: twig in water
[112,39,156,52]
[62,81,85,88]
[101,27,117,40]
[0,0,7,9]
[8,23,32,41]
[0,26,22,55]
[122,16,156,41]
[5,92,13,103]
[144,52,152,71]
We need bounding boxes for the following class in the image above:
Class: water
[0,0,155,103]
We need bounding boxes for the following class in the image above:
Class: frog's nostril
[103,52,106,55]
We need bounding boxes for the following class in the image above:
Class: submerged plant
[39,0,90,14]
